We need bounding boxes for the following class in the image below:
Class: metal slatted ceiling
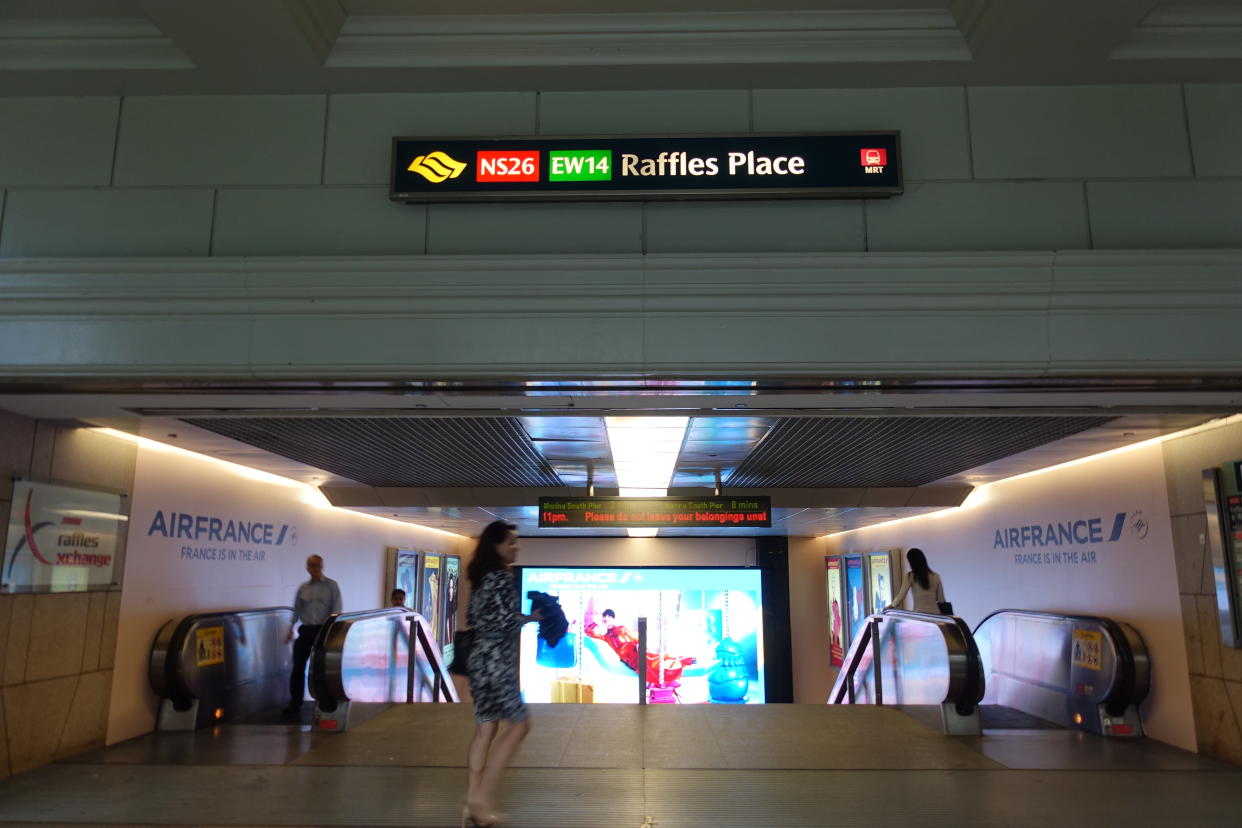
[725,415,1116,489]
[182,417,565,487]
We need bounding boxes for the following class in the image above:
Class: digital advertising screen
[517,566,766,705]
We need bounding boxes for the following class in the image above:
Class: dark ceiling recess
[726,416,1117,489]
[182,416,566,487]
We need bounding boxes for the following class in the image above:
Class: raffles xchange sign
[391,134,902,202]
[3,480,124,593]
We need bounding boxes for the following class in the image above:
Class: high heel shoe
[462,804,507,827]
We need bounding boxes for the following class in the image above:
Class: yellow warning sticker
[1072,629,1102,671]
[196,626,225,667]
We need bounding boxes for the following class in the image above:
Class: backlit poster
[419,552,443,642]
[3,480,126,593]
[844,555,866,645]
[868,550,894,614]
[392,549,418,610]
[518,567,766,704]
[825,556,845,667]
[442,555,461,665]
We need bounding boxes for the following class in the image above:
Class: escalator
[150,606,456,732]
[828,608,1149,738]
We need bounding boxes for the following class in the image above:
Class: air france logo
[993,512,1145,549]
[525,571,636,585]
[147,510,291,546]
[407,151,467,183]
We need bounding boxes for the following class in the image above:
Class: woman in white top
[886,547,947,614]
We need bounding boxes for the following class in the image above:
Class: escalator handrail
[311,607,455,706]
[828,610,984,710]
[972,608,1149,714]
[149,606,294,705]
[828,616,875,704]
[880,610,985,709]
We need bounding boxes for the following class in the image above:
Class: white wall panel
[427,203,642,254]
[108,438,468,744]
[0,98,119,187]
[753,88,971,181]
[1185,84,1242,177]
[114,96,326,186]
[538,90,749,135]
[866,181,1088,251]
[324,92,536,185]
[1088,181,1242,249]
[213,188,427,256]
[969,85,1192,179]
[645,200,864,253]
[820,441,1194,751]
[0,189,213,258]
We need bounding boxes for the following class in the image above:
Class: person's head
[602,608,616,629]
[466,520,518,588]
[390,588,406,607]
[306,555,324,581]
[906,547,930,589]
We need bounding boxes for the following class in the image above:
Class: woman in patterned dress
[462,520,541,827]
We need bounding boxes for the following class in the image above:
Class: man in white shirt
[283,554,342,716]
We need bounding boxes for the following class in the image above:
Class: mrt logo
[860,148,887,166]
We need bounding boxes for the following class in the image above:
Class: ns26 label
[476,150,539,182]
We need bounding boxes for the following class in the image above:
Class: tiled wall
[0,84,1239,258]
[0,414,135,778]
[1163,419,1242,765]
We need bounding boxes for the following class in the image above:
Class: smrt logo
[407,151,468,183]
[860,148,887,174]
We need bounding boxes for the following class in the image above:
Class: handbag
[938,601,954,615]
[448,629,474,676]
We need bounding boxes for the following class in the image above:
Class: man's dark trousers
[288,624,322,710]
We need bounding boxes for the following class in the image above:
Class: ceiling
[1,378,1234,538]
[1,1,1240,96]
[1,3,1240,538]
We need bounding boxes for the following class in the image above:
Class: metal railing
[973,609,1149,736]
[309,607,458,730]
[828,610,985,735]
[149,606,294,731]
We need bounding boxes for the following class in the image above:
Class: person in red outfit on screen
[584,608,696,686]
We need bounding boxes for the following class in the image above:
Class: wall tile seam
[1180,83,1199,179]
[108,97,124,187]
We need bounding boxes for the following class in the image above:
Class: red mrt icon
[860,148,887,166]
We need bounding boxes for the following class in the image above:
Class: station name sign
[538,496,772,529]
[391,134,901,202]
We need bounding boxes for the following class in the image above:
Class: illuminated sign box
[392,134,901,202]
[538,496,772,529]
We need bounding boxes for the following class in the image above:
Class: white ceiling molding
[1,250,1240,379]
[0,18,193,71]
[1110,4,1242,60]
[326,10,972,68]
[281,0,348,64]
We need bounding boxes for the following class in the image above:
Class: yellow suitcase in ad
[551,676,594,703]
